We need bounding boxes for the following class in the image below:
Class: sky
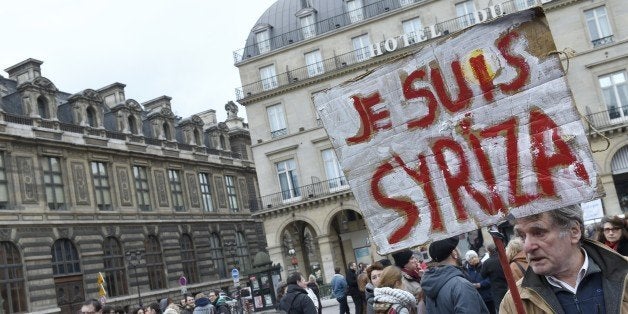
[0,0,277,122]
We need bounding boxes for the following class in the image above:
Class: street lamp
[126,250,144,309]
[288,248,298,272]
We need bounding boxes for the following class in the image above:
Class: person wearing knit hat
[391,249,425,313]
[421,237,489,313]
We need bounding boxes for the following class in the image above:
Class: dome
[240,0,383,60]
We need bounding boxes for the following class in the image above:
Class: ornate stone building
[233,0,628,288]
[0,58,264,313]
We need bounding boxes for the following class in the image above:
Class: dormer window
[194,129,201,146]
[86,106,97,127]
[300,14,316,39]
[256,30,271,54]
[128,116,138,134]
[347,0,364,23]
[37,96,49,119]
[163,122,171,140]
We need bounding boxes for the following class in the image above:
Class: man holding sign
[500,205,628,313]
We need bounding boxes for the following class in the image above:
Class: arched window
[144,235,166,289]
[220,135,226,149]
[1,241,27,313]
[209,233,227,278]
[193,129,201,146]
[37,96,49,119]
[86,106,97,127]
[103,237,128,297]
[235,232,251,271]
[128,116,138,134]
[163,123,171,140]
[180,234,199,284]
[51,239,81,276]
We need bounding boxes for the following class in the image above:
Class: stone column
[316,234,335,284]
[267,244,286,279]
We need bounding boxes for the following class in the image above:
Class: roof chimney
[5,58,43,84]
[142,95,172,113]
[197,109,217,126]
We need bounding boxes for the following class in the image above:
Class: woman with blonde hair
[373,266,417,314]
[505,237,528,282]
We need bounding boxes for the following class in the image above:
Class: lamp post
[288,248,298,273]
[126,250,144,309]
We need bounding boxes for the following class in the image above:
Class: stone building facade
[233,0,628,286]
[0,59,264,313]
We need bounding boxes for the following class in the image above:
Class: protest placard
[314,9,602,254]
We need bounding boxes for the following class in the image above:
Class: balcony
[251,176,350,212]
[585,107,628,131]
[234,0,537,101]
[592,35,614,48]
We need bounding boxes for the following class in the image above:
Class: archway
[280,220,322,281]
[328,209,369,272]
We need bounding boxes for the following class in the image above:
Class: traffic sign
[231,268,239,279]
[179,275,187,286]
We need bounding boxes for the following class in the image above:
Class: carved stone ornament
[191,115,204,126]
[225,101,238,118]
[160,107,174,118]
[33,76,58,92]
[126,99,142,112]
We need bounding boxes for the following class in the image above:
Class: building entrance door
[55,275,85,314]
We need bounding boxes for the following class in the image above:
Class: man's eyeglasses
[603,227,621,233]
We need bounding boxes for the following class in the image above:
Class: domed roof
[241,0,389,59]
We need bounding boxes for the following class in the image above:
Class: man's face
[297,276,308,289]
[350,262,356,270]
[370,269,383,287]
[186,296,194,305]
[515,213,580,276]
[209,293,217,303]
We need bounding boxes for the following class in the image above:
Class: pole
[488,226,525,314]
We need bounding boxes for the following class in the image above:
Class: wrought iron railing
[105,131,127,140]
[585,107,628,130]
[592,35,614,48]
[59,122,84,134]
[252,177,349,212]
[234,0,537,101]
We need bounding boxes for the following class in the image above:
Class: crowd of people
[78,289,236,314]
[273,206,627,314]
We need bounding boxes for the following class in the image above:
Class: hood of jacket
[421,265,465,299]
[195,297,211,307]
[285,283,308,295]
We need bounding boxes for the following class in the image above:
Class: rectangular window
[260,65,278,91]
[225,175,239,211]
[585,6,613,47]
[0,154,8,209]
[300,15,316,39]
[305,50,324,77]
[352,34,372,62]
[402,17,423,45]
[133,166,151,211]
[276,159,301,200]
[400,0,414,6]
[347,0,364,23]
[322,149,348,190]
[199,173,214,212]
[456,0,476,27]
[599,71,628,120]
[91,162,112,211]
[267,104,288,138]
[168,169,185,212]
[256,30,271,54]
[43,157,65,210]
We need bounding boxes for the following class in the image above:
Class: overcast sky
[0,0,277,122]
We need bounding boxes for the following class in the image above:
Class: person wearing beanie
[192,292,214,314]
[463,250,495,314]
[421,236,489,313]
[391,249,424,313]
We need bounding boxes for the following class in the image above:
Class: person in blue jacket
[463,250,494,314]
[331,267,350,314]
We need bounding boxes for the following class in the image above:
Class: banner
[313,9,601,254]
